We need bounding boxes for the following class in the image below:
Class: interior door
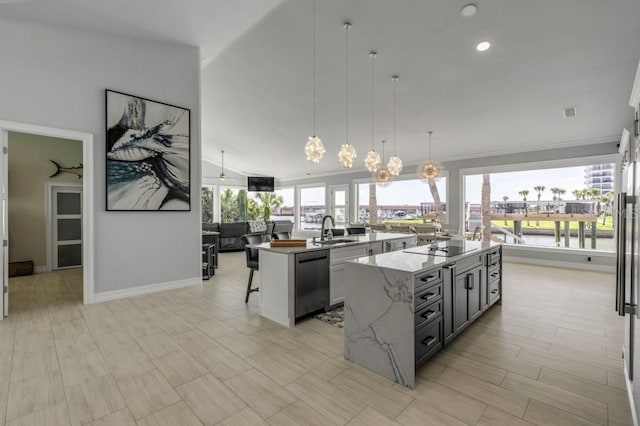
[1,130,7,317]
[52,186,82,270]
[330,185,349,228]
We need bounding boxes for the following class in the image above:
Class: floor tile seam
[525,396,608,426]
[502,372,610,421]
[431,369,530,417]
[536,366,630,404]
[516,349,610,381]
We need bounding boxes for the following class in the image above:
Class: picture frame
[105,89,191,211]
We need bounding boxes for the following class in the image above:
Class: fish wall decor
[49,160,83,179]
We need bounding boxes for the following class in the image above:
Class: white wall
[0,19,201,294]
[8,132,82,268]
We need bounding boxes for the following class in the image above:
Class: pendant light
[338,22,357,168]
[418,131,440,181]
[387,75,403,175]
[376,140,392,186]
[364,51,381,173]
[304,0,325,163]
[219,150,226,181]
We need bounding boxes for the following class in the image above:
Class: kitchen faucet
[320,215,335,241]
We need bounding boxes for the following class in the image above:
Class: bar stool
[241,234,263,303]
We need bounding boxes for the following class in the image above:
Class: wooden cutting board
[270,239,307,247]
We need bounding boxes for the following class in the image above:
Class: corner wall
[0,19,201,295]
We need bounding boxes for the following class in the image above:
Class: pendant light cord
[370,52,377,151]
[345,23,350,145]
[312,0,316,136]
[393,76,398,155]
[381,140,385,162]
[428,131,433,161]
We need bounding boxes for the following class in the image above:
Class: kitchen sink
[314,238,357,245]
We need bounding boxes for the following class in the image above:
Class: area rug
[315,307,344,328]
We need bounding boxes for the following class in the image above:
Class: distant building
[584,164,614,194]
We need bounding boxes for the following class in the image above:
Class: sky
[244,163,613,207]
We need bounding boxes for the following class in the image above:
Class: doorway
[0,121,94,319]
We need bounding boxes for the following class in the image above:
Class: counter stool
[241,234,263,303]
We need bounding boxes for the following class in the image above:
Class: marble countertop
[250,232,416,254]
[347,239,501,273]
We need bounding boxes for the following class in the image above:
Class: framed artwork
[105,89,190,211]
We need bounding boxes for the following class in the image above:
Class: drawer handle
[491,289,499,294]
[422,336,437,347]
[490,272,498,278]
[421,309,438,321]
[421,292,437,301]
[420,274,437,282]
[490,262,499,267]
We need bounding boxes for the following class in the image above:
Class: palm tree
[557,188,566,201]
[502,195,509,224]
[519,190,529,220]
[255,192,284,222]
[369,183,378,225]
[427,177,445,224]
[481,174,492,241]
[220,188,239,222]
[533,185,545,225]
[600,191,614,225]
[201,187,214,223]
[572,189,582,200]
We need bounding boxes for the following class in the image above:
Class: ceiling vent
[563,106,577,119]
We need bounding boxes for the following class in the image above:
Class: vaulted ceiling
[3,0,640,181]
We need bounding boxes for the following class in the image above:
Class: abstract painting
[106,89,190,211]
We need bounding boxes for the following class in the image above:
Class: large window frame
[296,182,326,231]
[459,154,619,254]
[354,172,449,225]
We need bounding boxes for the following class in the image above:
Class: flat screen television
[247,176,275,192]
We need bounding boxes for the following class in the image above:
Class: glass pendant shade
[364,150,381,173]
[419,161,440,181]
[376,166,392,186]
[387,155,403,176]
[338,143,356,168]
[305,136,325,163]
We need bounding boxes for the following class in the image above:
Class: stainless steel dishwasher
[294,249,330,320]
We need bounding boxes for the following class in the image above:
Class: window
[272,187,294,223]
[201,186,215,223]
[357,177,447,225]
[220,187,247,223]
[299,185,325,229]
[463,163,614,251]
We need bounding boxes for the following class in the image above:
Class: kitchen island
[344,240,502,388]
[252,233,418,327]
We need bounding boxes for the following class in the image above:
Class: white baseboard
[34,265,49,273]
[259,306,293,328]
[623,347,639,426]
[504,256,615,273]
[92,277,202,304]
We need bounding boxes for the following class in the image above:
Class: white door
[52,186,82,270]
[1,131,7,317]
[330,185,349,228]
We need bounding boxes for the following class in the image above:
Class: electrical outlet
[587,256,592,262]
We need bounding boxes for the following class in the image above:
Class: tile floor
[0,253,632,425]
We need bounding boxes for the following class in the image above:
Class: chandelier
[418,131,440,181]
[387,75,403,175]
[304,0,325,163]
[364,51,381,173]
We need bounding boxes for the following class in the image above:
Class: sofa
[202,220,294,252]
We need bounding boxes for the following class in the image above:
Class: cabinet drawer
[487,249,501,267]
[415,299,442,330]
[488,269,501,283]
[415,318,442,364]
[330,245,368,265]
[415,282,442,309]
[457,253,483,274]
[489,280,500,303]
[415,268,442,291]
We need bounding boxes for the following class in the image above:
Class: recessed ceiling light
[476,41,491,52]
[461,4,478,17]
